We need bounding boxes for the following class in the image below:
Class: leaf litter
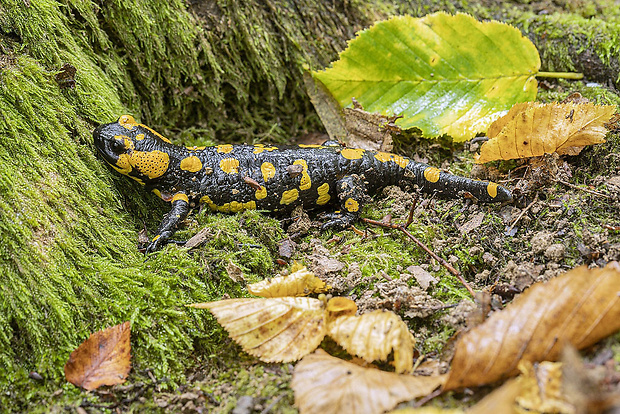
[64,321,132,391]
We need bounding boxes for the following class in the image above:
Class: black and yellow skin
[94,115,512,253]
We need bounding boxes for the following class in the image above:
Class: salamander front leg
[321,174,366,231]
[145,194,190,254]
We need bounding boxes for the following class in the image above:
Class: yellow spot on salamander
[298,144,324,148]
[293,159,311,190]
[255,187,267,200]
[253,144,278,154]
[202,198,257,213]
[341,148,365,160]
[374,151,409,168]
[261,162,276,182]
[115,154,132,174]
[131,150,170,179]
[152,189,163,199]
[280,189,299,205]
[220,158,240,174]
[171,193,189,203]
[316,183,330,205]
[118,115,138,130]
[216,144,234,154]
[344,198,359,212]
[152,234,160,241]
[487,182,498,198]
[135,133,145,140]
[187,146,206,151]
[423,167,441,183]
[180,155,203,172]
[374,152,392,163]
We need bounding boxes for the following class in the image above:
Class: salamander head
[93,115,173,184]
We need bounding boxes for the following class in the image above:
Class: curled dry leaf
[476,102,616,163]
[292,349,446,414]
[325,296,358,320]
[515,361,573,413]
[328,310,415,374]
[64,321,131,391]
[444,263,620,390]
[248,266,328,297]
[188,298,326,362]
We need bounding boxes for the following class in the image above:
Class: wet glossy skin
[94,115,512,253]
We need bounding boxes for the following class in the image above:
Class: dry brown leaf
[476,102,616,163]
[328,310,415,374]
[64,321,131,390]
[467,378,522,414]
[247,266,328,297]
[444,262,620,390]
[188,297,326,362]
[292,349,446,414]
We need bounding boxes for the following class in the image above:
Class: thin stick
[506,199,537,235]
[537,71,584,79]
[556,179,610,198]
[361,210,475,297]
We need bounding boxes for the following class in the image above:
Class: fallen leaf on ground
[292,349,446,414]
[467,378,521,413]
[325,296,358,319]
[327,309,415,374]
[476,102,616,163]
[188,298,326,362]
[515,361,573,413]
[313,13,540,141]
[444,262,620,390]
[64,321,132,390]
[248,266,329,297]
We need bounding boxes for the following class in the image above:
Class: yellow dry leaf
[515,361,573,414]
[292,349,446,414]
[325,296,358,320]
[188,297,326,362]
[328,309,415,374]
[476,102,616,163]
[247,266,328,297]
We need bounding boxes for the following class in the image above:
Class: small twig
[506,199,537,235]
[412,387,443,408]
[260,394,285,414]
[361,203,474,296]
[556,179,610,198]
[404,195,419,228]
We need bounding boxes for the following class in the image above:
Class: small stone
[482,252,496,265]
[531,231,554,255]
[232,396,254,414]
[544,243,565,262]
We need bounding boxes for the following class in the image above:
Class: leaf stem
[537,71,584,80]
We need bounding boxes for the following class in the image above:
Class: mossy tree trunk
[1,0,619,409]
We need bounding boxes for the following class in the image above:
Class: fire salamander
[94,115,512,253]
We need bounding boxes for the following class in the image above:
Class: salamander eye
[109,139,126,154]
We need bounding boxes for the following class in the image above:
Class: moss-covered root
[516,13,620,89]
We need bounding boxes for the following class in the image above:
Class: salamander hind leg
[321,174,366,231]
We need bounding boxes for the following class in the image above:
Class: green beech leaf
[313,13,541,141]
